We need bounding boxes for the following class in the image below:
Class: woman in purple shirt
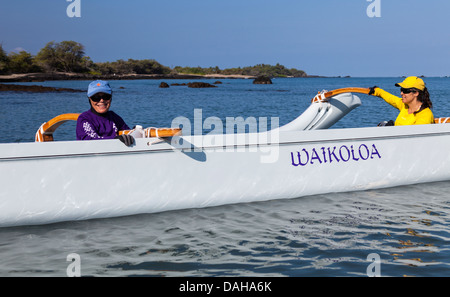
[76,80,134,146]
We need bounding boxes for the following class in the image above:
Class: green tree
[35,41,87,72]
[173,63,307,77]
[94,59,172,75]
[0,44,9,74]
[111,59,134,74]
[94,61,114,75]
[80,56,95,72]
[55,41,86,72]
[7,50,41,73]
[128,59,172,74]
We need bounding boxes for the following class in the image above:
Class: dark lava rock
[253,76,272,84]
[187,82,217,88]
[159,82,170,88]
[0,83,84,93]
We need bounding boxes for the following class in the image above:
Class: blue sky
[0,0,449,77]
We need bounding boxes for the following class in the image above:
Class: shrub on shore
[0,41,307,78]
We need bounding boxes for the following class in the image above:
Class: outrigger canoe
[1,88,450,227]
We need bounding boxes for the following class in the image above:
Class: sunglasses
[401,88,418,94]
[90,93,112,102]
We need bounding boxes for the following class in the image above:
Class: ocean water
[1,77,450,277]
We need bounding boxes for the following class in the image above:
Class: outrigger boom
[35,114,181,142]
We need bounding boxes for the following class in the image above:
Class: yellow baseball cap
[395,76,425,91]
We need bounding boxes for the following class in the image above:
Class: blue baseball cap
[87,80,112,97]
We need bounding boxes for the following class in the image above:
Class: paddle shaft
[312,87,370,103]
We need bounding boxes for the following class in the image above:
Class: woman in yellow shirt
[369,76,434,126]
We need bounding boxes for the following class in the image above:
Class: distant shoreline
[0,72,325,83]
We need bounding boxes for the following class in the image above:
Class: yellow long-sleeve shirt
[373,88,434,126]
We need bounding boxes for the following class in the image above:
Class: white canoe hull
[2,123,450,227]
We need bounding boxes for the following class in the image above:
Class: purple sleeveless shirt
[76,109,130,140]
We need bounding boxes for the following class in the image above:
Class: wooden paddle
[35,113,80,142]
[312,87,371,103]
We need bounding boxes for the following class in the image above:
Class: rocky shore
[0,83,84,93]
[253,75,273,84]
[0,72,256,83]
[0,72,324,92]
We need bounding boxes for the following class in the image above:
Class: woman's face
[400,88,419,105]
[89,92,111,114]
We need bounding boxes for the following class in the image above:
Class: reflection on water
[1,180,450,276]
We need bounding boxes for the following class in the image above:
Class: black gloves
[377,120,395,127]
[368,86,378,95]
[115,134,134,146]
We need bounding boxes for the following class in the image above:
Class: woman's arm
[371,87,403,110]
